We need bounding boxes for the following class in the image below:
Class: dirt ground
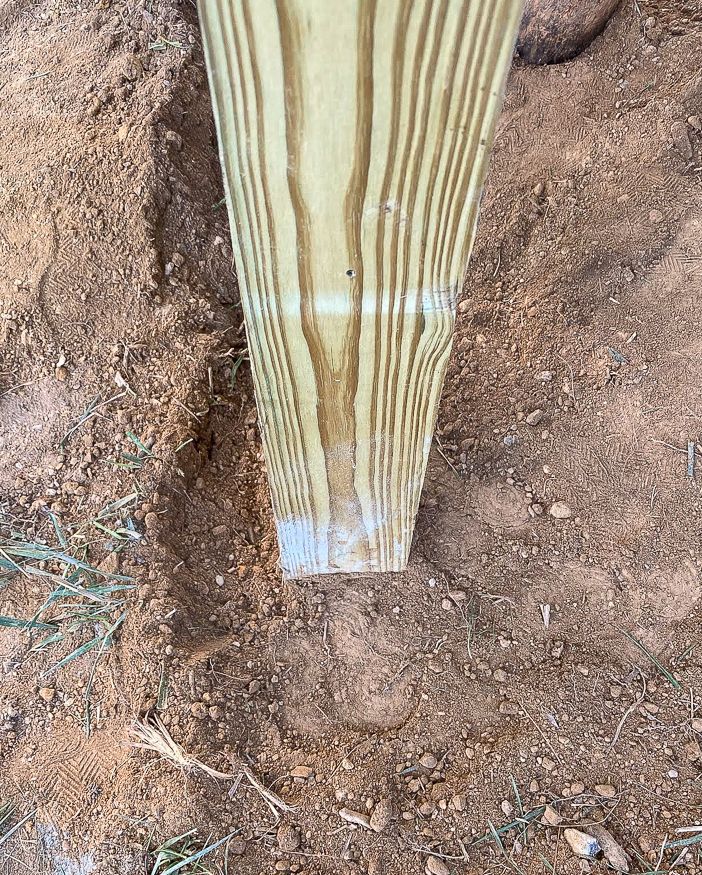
[1,1,702,874]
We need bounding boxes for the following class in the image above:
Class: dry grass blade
[131,715,294,817]
[0,806,36,848]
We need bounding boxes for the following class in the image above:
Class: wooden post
[199,1,522,578]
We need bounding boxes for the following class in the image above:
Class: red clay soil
[1,2,701,874]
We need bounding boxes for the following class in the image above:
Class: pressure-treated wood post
[199,1,522,577]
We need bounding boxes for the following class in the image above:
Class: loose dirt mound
[1,2,701,874]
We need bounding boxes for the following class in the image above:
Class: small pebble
[526,409,544,426]
[277,823,300,852]
[451,793,466,811]
[595,783,617,798]
[564,827,601,858]
[419,753,438,770]
[339,808,371,829]
[549,501,572,519]
[425,856,450,875]
[370,797,393,833]
[190,702,207,719]
[542,804,562,826]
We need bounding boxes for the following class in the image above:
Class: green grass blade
[229,354,244,388]
[664,831,702,850]
[151,831,198,875]
[470,806,546,847]
[160,832,236,875]
[46,637,101,675]
[1,544,132,581]
[46,511,68,548]
[0,616,58,631]
[126,431,154,457]
[620,628,681,689]
[30,631,66,652]
[96,493,138,520]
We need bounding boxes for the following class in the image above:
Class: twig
[609,667,646,750]
[0,382,33,400]
[518,701,562,765]
[434,438,459,475]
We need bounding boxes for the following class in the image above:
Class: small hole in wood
[346,268,356,278]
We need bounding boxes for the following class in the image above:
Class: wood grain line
[199,0,523,576]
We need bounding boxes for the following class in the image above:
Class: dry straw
[131,714,294,818]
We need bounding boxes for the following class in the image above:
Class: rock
[595,783,617,798]
[671,121,693,160]
[277,823,300,852]
[189,701,207,719]
[290,765,314,779]
[570,781,585,795]
[38,687,55,702]
[99,551,120,575]
[144,511,159,531]
[419,752,438,770]
[493,668,508,683]
[228,837,246,856]
[589,824,629,872]
[338,808,371,829]
[649,209,663,223]
[426,856,450,875]
[549,501,572,519]
[691,718,702,732]
[165,129,183,150]
[451,793,466,811]
[370,797,393,833]
[526,409,544,426]
[688,115,702,132]
[564,827,601,858]
[517,0,621,65]
[541,804,562,826]
[683,739,701,762]
[500,800,514,817]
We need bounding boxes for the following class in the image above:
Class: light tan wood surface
[199,0,523,577]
